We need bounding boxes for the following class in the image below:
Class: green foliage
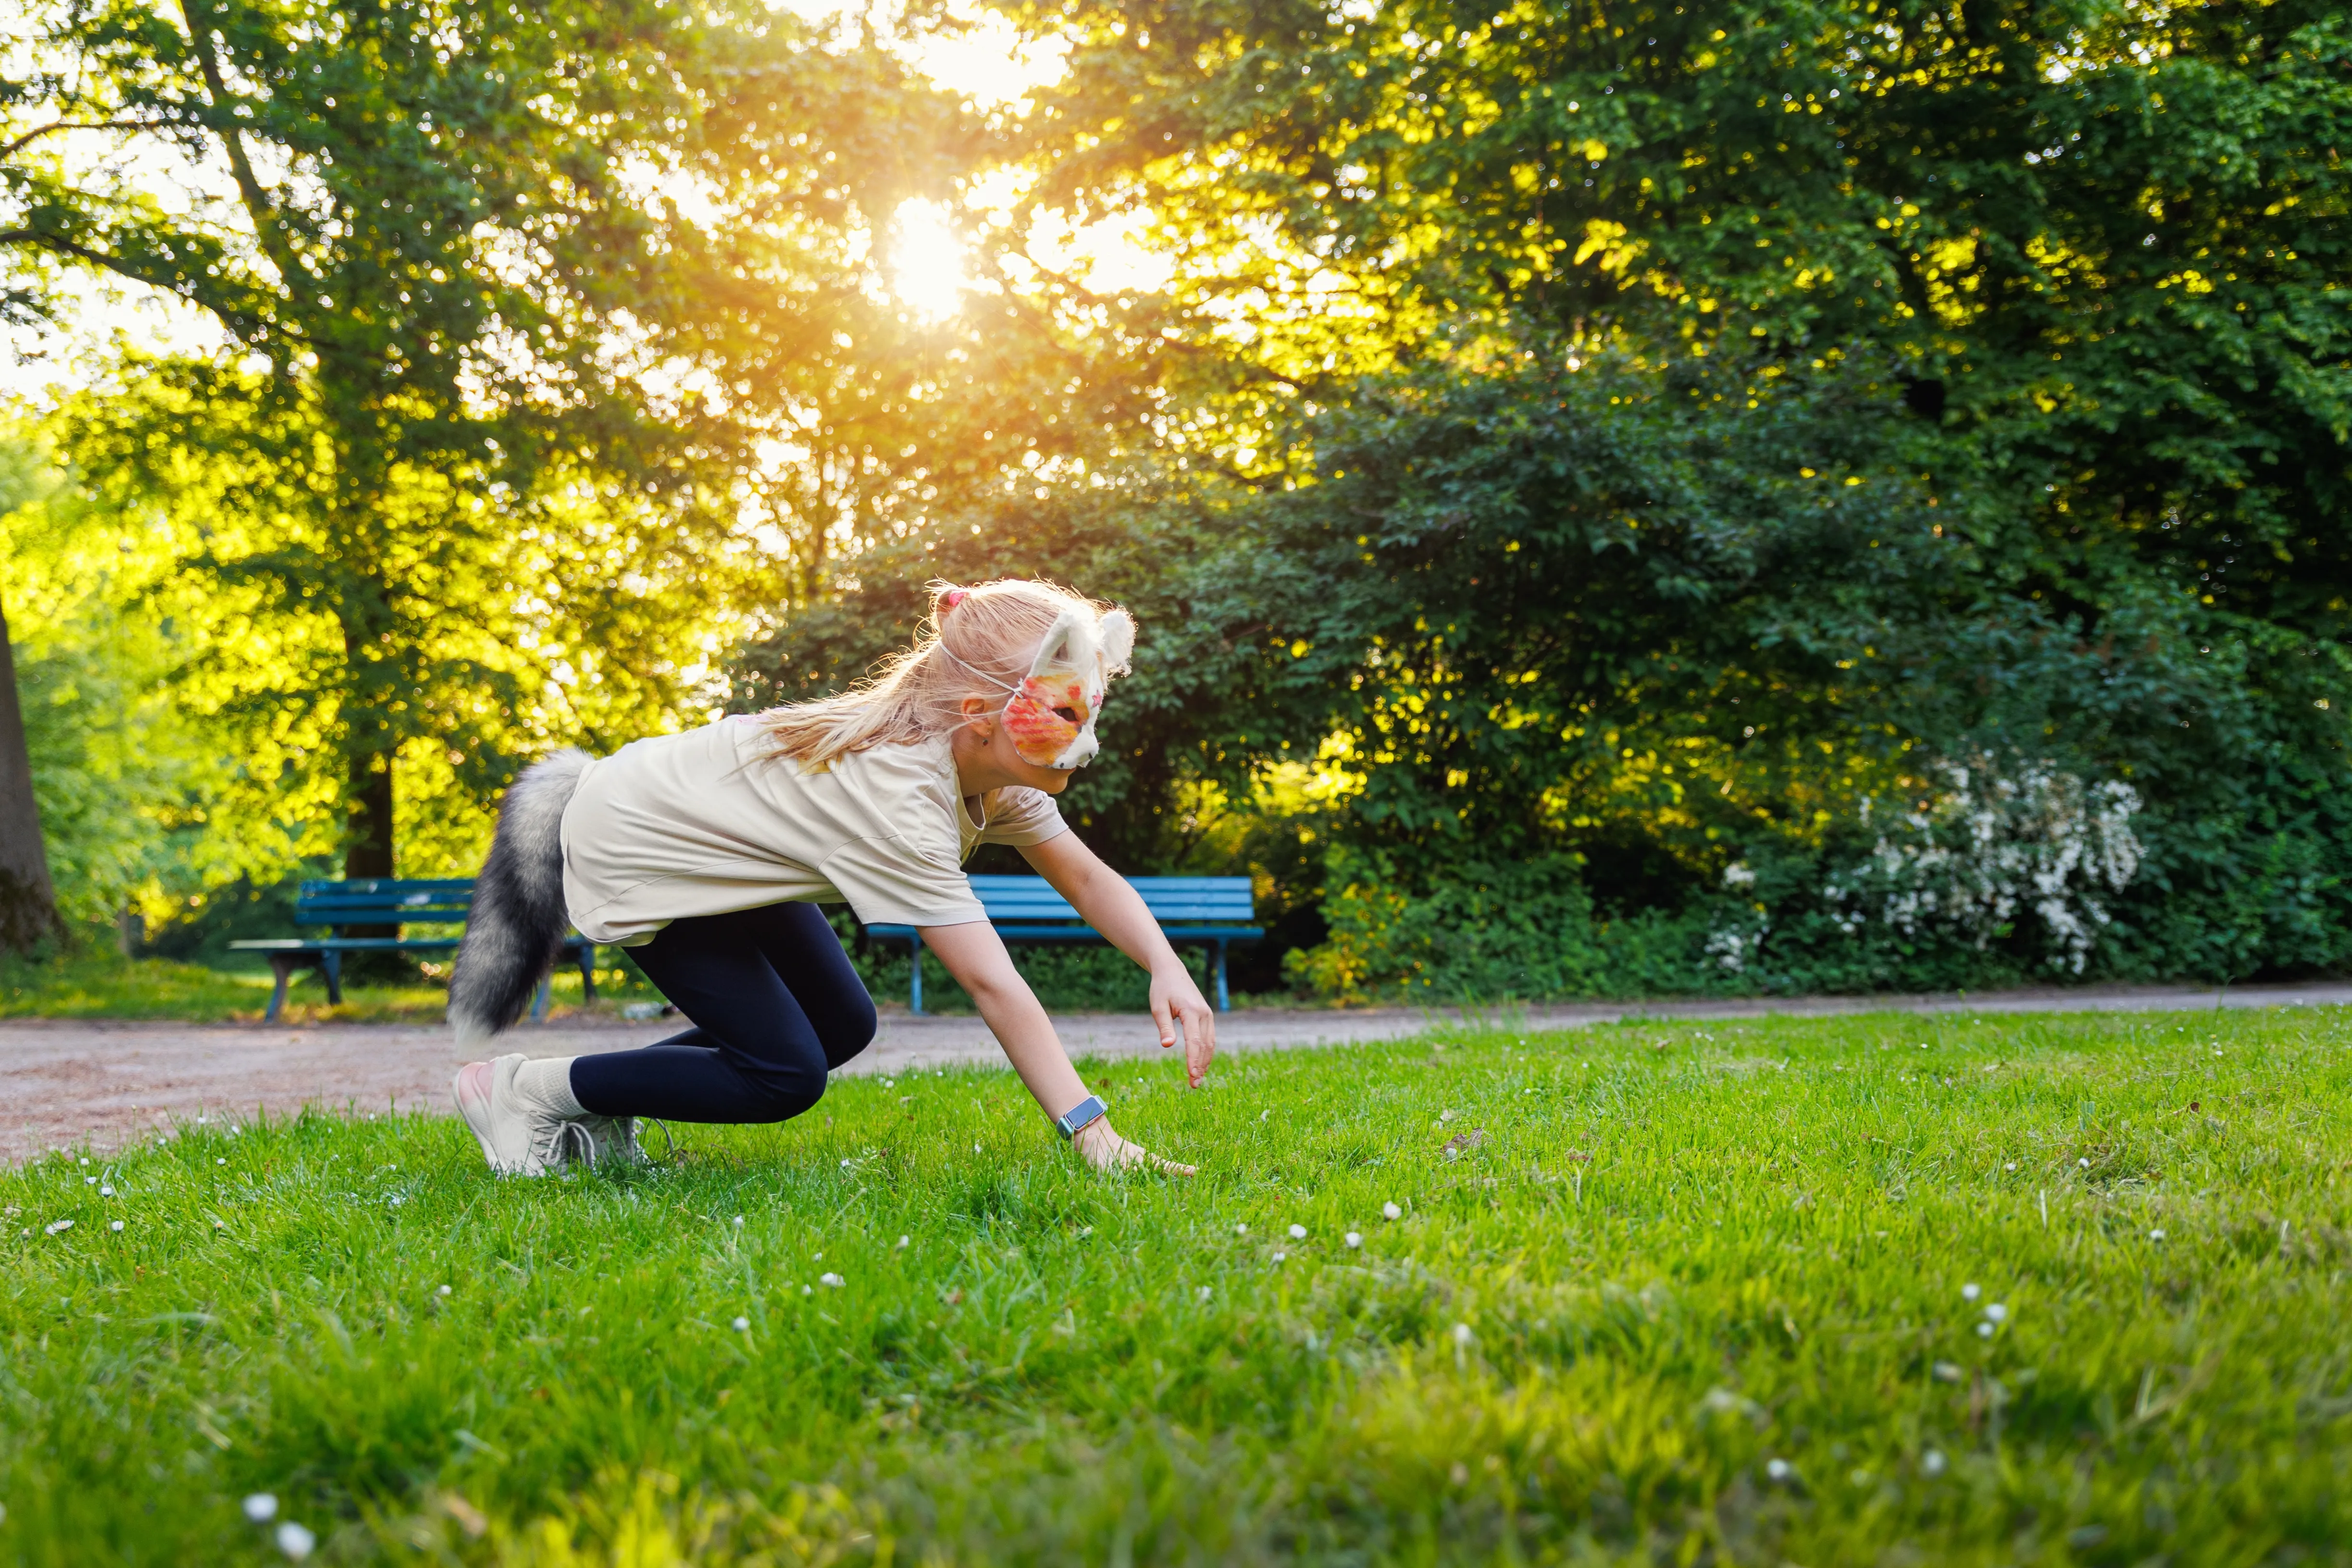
[4,1010,2350,1560]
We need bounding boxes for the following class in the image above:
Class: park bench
[866,875,1262,1015]
[229,878,597,1024]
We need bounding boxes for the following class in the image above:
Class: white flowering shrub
[1737,753,2143,974]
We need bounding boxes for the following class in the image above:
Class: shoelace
[529,1118,600,1174]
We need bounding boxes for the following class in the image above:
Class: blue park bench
[867,875,1262,1015]
[229,879,597,1024]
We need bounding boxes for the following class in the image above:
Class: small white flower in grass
[1977,1322,1993,1338]
[1984,1302,2007,1322]
[897,1235,910,1249]
[974,1143,982,1154]
[2078,1157,2091,1168]
[110,1220,124,1233]
[243,1493,278,1522]
[1766,1458,1792,1481]
[43,1219,71,1235]
[2005,1162,2018,1171]
[801,1284,813,1296]
[2149,1229,2166,1241]
[1383,1202,1402,1220]
[275,1520,315,1559]
[1270,1250,1286,1263]
[733,1216,744,1227]
[1451,1322,1473,1347]
[1921,1450,1947,1477]
[437,1285,452,1298]
[217,1159,228,1167]
[840,1158,852,1168]
[1288,1224,1307,1241]
[1259,1109,1269,1122]
[1197,1286,1212,1303]
[85,1176,96,1186]
[820,1272,844,1288]
[1234,1222,1248,1235]
[733,1316,750,1332]
[100,1184,114,1196]
[1345,1232,1362,1249]
[78,1156,89,1165]
[1961,1283,1980,1301]
[214,1219,226,1230]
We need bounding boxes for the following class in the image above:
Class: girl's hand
[1150,963,1218,1088]
[1074,1116,1196,1176]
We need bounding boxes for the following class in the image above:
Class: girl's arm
[1018,830,1219,1087]
[918,920,1195,1174]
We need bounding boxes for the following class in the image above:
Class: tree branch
[0,119,181,160]
[176,0,313,296]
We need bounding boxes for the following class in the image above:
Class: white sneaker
[452,1054,595,1176]
[578,1114,645,1166]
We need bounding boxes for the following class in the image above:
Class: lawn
[3,1007,2347,1565]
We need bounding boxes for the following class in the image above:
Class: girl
[445,579,1214,1177]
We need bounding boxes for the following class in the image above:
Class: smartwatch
[1054,1094,1109,1141]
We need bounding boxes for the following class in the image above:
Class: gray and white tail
[449,749,590,1050]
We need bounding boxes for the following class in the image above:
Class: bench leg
[909,931,924,1017]
[1212,940,1230,1012]
[578,944,598,1005]
[531,972,552,1022]
[322,950,344,1005]
[263,954,300,1024]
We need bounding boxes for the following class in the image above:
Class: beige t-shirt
[560,719,1067,945]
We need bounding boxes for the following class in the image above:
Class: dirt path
[8,980,2348,1162]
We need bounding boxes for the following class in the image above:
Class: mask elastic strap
[931,638,1020,696]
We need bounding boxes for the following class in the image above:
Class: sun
[889,199,969,322]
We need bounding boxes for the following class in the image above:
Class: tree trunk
[345,751,396,881]
[0,592,60,952]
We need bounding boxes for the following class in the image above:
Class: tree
[2,0,966,877]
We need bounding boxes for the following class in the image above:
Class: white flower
[2149,1229,2166,1241]
[100,1184,114,1196]
[1977,1322,1993,1337]
[43,1220,70,1235]
[243,1493,278,1522]
[1288,1224,1307,1240]
[733,1216,744,1227]
[1344,1232,1362,1249]
[1766,1458,1791,1481]
[275,1521,315,1559]
[217,1159,228,1167]
[1270,1250,1286,1263]
[1382,1202,1402,1220]
[83,1176,95,1186]
[388,1195,403,1207]
[436,1285,452,1298]
[733,1316,750,1331]
[801,1284,813,1295]
[1984,1302,2007,1322]
[840,1158,852,1168]
[2078,1157,2090,1168]
[819,1272,844,1288]
[1961,1283,1980,1300]
[1197,1286,1212,1303]
[1921,1450,1947,1477]
[1451,1322,1473,1347]
[896,1235,910,1249]
[214,1219,226,1229]
[110,1220,124,1233]
[974,1143,982,1153]
[2004,1162,2018,1171]
[1259,1109,1269,1121]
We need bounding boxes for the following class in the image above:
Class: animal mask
[998,606,1136,770]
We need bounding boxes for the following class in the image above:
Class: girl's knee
[824,996,878,1065]
[737,1055,827,1122]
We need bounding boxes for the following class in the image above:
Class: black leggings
[569,902,877,1123]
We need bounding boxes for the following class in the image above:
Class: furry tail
[449,749,591,1050]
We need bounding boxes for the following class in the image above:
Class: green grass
[4,1008,2349,1566]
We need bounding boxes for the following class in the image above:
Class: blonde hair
[757,578,1124,769]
